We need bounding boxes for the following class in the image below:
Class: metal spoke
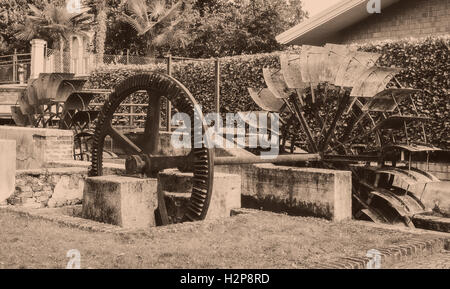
[142,91,162,154]
[289,97,319,153]
[107,125,142,154]
[319,94,350,151]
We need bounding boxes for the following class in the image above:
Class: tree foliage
[1,0,308,57]
[15,2,93,44]
[0,0,81,53]
[0,0,48,53]
[116,0,194,57]
[105,0,308,57]
[176,0,308,58]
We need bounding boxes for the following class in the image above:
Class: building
[277,0,450,45]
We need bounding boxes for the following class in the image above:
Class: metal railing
[46,48,72,74]
[0,47,222,132]
[0,50,31,84]
[45,49,166,75]
[90,102,150,128]
[91,55,222,131]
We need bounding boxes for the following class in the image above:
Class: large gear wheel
[89,73,214,222]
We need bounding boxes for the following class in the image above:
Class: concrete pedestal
[158,169,242,221]
[0,140,16,204]
[217,163,352,222]
[240,164,352,221]
[82,176,158,229]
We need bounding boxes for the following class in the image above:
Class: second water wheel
[248,43,441,227]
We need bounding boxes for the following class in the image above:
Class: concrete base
[82,176,158,229]
[405,181,450,216]
[0,139,16,203]
[158,169,241,221]
[412,162,450,181]
[0,126,73,169]
[413,214,450,233]
[218,164,352,222]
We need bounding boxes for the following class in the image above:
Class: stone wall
[0,126,73,169]
[10,167,87,208]
[340,0,450,44]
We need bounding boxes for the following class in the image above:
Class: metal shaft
[125,153,321,175]
[214,154,321,165]
[124,151,386,176]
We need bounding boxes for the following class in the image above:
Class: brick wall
[0,126,73,169]
[44,133,74,163]
[340,0,450,44]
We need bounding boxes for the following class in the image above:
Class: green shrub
[358,37,449,149]
[88,37,449,149]
[87,52,285,113]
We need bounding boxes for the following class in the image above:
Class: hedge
[87,37,449,149]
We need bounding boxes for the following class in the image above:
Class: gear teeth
[191,193,207,203]
[90,73,214,223]
[184,212,197,221]
[188,204,203,216]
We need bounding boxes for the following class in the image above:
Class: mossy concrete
[82,176,158,229]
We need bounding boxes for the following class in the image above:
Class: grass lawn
[0,209,433,269]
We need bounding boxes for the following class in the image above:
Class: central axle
[125,153,322,175]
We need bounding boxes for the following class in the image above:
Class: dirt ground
[0,209,439,269]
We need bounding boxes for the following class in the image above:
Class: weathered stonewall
[82,176,158,229]
[0,139,16,204]
[12,167,87,208]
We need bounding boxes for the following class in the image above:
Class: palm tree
[93,0,107,64]
[120,0,188,57]
[16,2,93,70]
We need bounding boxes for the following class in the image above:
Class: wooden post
[166,54,172,132]
[215,58,221,121]
[126,49,130,65]
[12,49,17,83]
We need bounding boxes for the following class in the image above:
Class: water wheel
[248,44,441,227]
